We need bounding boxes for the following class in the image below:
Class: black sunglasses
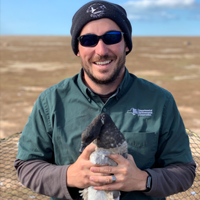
[77,31,124,47]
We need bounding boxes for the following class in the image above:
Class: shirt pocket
[123,131,157,169]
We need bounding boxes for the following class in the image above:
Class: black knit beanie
[70,0,132,56]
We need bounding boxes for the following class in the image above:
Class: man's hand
[66,143,104,188]
[89,154,148,192]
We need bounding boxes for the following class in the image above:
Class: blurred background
[0,0,200,139]
[1,0,200,36]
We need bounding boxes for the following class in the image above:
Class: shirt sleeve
[14,159,196,199]
[155,93,193,167]
[144,160,196,198]
[17,94,54,162]
[142,92,196,197]
[14,159,82,200]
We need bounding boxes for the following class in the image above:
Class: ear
[77,51,80,57]
[125,46,129,52]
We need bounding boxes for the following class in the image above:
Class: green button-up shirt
[17,68,192,200]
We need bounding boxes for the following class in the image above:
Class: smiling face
[77,18,129,93]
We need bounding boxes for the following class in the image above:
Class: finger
[127,154,134,161]
[94,182,120,191]
[89,180,106,187]
[90,175,115,184]
[81,143,96,160]
[90,173,108,177]
[107,154,126,164]
[90,166,117,174]
[88,174,112,187]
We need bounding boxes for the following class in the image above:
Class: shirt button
[103,108,107,112]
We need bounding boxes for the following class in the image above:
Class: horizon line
[1,34,200,37]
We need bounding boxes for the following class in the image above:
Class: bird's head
[79,113,106,153]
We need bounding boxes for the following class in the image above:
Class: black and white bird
[79,113,128,200]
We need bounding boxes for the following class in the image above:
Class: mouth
[94,60,112,66]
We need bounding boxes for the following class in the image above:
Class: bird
[79,113,128,200]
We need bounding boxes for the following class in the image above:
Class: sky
[1,0,200,36]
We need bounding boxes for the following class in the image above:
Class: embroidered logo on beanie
[86,3,107,18]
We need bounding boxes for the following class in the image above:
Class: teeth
[95,60,112,65]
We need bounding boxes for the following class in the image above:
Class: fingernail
[91,167,94,171]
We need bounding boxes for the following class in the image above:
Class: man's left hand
[89,154,148,192]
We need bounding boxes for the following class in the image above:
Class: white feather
[88,187,107,200]
[80,141,127,200]
[90,151,117,166]
[80,187,120,200]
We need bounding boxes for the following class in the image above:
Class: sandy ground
[0,36,200,139]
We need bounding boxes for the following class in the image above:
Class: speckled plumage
[80,113,128,200]
[80,113,127,156]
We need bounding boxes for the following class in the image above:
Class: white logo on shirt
[127,108,153,117]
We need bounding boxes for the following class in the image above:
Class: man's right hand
[66,143,103,188]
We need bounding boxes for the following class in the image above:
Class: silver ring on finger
[112,175,116,183]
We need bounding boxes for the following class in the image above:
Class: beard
[80,48,126,85]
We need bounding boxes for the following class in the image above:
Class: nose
[94,39,109,56]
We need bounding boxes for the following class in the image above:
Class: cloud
[122,0,200,21]
[124,0,196,10]
[190,14,200,19]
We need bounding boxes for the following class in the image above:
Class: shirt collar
[77,67,134,101]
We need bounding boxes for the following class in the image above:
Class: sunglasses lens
[79,35,97,47]
[103,31,122,45]
[78,31,123,47]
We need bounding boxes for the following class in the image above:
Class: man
[14,1,196,200]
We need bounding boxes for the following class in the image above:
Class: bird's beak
[79,143,86,154]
